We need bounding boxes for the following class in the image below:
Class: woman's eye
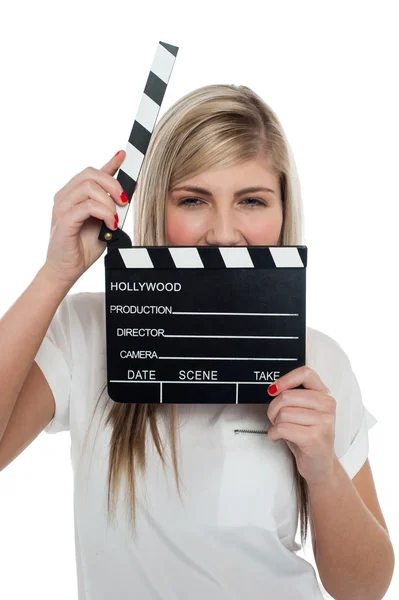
[178,197,204,207]
[241,198,267,207]
[178,197,267,207]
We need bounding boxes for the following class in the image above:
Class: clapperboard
[98,41,308,404]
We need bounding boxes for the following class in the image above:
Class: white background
[0,0,397,598]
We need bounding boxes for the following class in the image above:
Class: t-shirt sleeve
[334,357,378,479]
[34,294,73,434]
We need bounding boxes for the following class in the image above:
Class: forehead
[175,157,278,189]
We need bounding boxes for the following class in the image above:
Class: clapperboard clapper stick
[98,41,179,247]
[98,41,307,404]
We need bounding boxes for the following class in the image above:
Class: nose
[204,211,244,246]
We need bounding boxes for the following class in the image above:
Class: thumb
[100,149,126,175]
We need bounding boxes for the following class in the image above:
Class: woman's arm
[309,455,394,600]
[0,266,72,442]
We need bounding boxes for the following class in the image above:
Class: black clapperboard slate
[97,41,307,404]
[104,245,307,404]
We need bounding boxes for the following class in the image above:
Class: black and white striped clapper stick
[97,41,179,247]
[104,245,308,404]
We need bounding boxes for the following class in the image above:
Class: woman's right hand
[42,150,128,287]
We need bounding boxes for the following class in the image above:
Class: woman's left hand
[266,365,337,486]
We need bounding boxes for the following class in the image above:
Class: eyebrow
[170,185,276,197]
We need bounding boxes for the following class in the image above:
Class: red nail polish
[114,151,121,157]
[268,384,277,395]
[120,191,128,203]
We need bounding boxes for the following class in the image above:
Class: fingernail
[114,151,121,157]
[120,191,129,203]
[268,384,278,395]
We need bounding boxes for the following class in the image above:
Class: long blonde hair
[89,84,309,546]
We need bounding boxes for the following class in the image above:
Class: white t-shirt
[34,291,378,600]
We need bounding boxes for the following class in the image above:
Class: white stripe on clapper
[169,247,204,268]
[150,43,176,84]
[119,248,154,268]
[269,247,304,267]
[122,143,145,183]
[219,247,254,268]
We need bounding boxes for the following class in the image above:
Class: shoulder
[306,325,351,364]
[306,325,353,395]
[65,290,105,321]
[62,291,106,347]
[62,291,107,371]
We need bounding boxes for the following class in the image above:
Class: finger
[62,197,118,235]
[100,149,126,175]
[268,422,311,445]
[272,406,333,426]
[267,389,335,425]
[55,150,127,206]
[55,179,121,218]
[267,365,330,397]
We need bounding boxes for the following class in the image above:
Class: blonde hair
[89,84,309,546]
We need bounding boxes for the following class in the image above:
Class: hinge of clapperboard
[97,41,179,250]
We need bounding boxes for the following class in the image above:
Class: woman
[0,84,393,599]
